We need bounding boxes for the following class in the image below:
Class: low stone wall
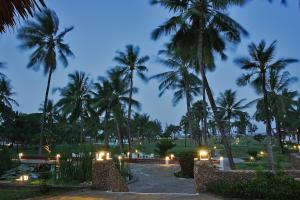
[194,160,300,192]
[291,153,300,170]
[92,160,128,192]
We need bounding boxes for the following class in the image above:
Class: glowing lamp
[165,156,170,164]
[170,154,175,160]
[18,153,23,160]
[16,175,29,182]
[213,146,217,150]
[106,152,112,160]
[199,150,209,161]
[56,154,61,160]
[118,155,122,161]
[96,151,105,161]
[250,156,255,161]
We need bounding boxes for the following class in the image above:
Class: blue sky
[0,0,299,131]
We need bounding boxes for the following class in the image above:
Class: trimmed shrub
[154,138,175,157]
[0,147,13,175]
[207,171,300,200]
[176,150,197,178]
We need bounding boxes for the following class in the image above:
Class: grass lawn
[0,188,41,200]
[0,188,70,200]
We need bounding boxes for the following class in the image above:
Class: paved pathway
[36,190,222,200]
[128,163,195,193]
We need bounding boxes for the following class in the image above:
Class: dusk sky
[0,0,300,131]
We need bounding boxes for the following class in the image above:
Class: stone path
[36,190,222,200]
[128,163,194,193]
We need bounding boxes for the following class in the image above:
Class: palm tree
[217,89,249,136]
[151,0,248,169]
[192,100,208,145]
[56,71,91,144]
[236,40,298,169]
[100,69,140,153]
[0,0,46,33]
[114,45,149,152]
[150,50,202,147]
[17,9,74,154]
[92,80,113,149]
[0,77,18,111]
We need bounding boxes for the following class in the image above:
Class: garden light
[250,156,255,161]
[16,175,29,182]
[18,153,23,160]
[106,152,112,160]
[259,151,265,156]
[56,154,61,160]
[135,149,138,153]
[199,150,209,160]
[219,156,224,171]
[165,156,170,164]
[96,151,105,161]
[213,146,217,150]
[170,154,175,160]
[127,152,130,158]
[118,155,122,161]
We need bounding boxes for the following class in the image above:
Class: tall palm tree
[151,0,248,169]
[267,70,298,152]
[151,50,202,147]
[236,40,298,169]
[99,69,140,153]
[217,89,249,136]
[0,77,18,111]
[0,0,45,33]
[192,100,208,145]
[17,9,74,154]
[92,80,113,149]
[114,45,149,152]
[56,71,91,144]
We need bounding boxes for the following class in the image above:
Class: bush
[154,138,175,157]
[176,150,196,178]
[58,145,95,183]
[207,171,300,200]
[247,150,258,159]
[0,147,13,175]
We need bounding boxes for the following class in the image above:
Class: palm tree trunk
[197,28,235,169]
[262,73,274,170]
[275,117,284,153]
[202,86,208,145]
[127,72,133,152]
[185,91,192,148]
[80,116,84,144]
[39,67,53,155]
[115,119,124,153]
[104,110,110,149]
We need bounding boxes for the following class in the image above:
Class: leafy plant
[176,150,196,178]
[207,172,300,200]
[154,138,176,157]
[0,147,13,175]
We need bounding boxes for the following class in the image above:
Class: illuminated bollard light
[165,156,170,165]
[219,156,224,171]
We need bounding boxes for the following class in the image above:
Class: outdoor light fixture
[18,153,23,160]
[135,149,138,153]
[219,156,224,171]
[106,152,111,160]
[16,175,29,182]
[213,146,217,150]
[199,150,209,161]
[127,152,130,158]
[170,154,175,160]
[250,156,255,161]
[56,154,61,160]
[259,151,265,156]
[96,151,105,161]
[165,156,170,164]
[118,155,122,161]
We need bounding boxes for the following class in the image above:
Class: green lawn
[0,188,41,200]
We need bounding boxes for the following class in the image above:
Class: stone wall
[194,160,300,192]
[92,160,129,192]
